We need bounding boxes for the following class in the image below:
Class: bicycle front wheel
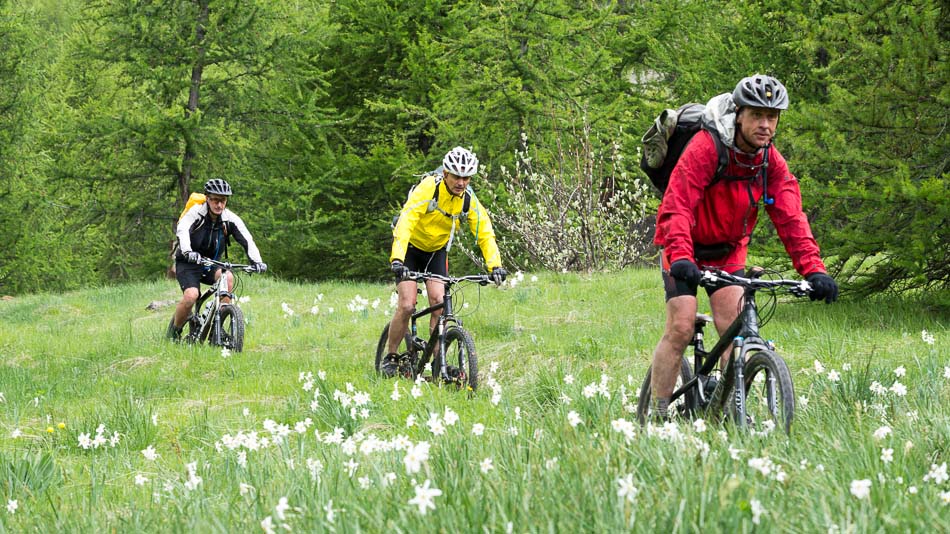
[636,357,695,426]
[210,304,245,352]
[375,323,415,378]
[433,326,478,392]
[742,350,795,434]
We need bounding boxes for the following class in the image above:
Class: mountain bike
[177,259,255,352]
[636,268,813,434]
[375,272,492,391]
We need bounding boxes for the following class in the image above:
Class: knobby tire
[741,349,795,434]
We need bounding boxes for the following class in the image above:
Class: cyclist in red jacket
[650,75,838,419]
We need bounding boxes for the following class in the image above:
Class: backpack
[179,192,207,221]
[391,167,472,229]
[639,103,731,194]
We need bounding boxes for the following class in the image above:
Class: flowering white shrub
[482,125,654,271]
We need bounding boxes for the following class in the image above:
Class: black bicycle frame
[670,287,772,426]
[191,269,237,344]
[407,282,463,379]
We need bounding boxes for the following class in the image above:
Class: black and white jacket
[175,203,263,264]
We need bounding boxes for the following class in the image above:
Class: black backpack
[639,103,731,194]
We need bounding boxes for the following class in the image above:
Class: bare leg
[650,295,698,400]
[708,285,743,367]
[172,287,200,329]
[424,279,446,361]
[387,280,418,354]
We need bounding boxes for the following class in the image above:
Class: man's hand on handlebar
[490,267,508,285]
[806,272,838,304]
[391,260,410,282]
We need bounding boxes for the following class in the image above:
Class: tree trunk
[171,0,210,278]
[178,0,209,206]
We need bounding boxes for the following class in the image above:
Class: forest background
[0,0,946,301]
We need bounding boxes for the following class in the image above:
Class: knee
[181,289,199,306]
[663,321,694,349]
[395,299,417,316]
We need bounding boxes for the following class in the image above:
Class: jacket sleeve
[655,132,720,263]
[224,210,263,264]
[764,154,827,276]
[390,177,437,263]
[466,191,502,271]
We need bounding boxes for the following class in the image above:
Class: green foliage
[0,0,946,295]
[782,0,949,295]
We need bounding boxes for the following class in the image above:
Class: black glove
[253,262,267,273]
[669,259,701,286]
[806,272,838,303]
[185,251,203,264]
[490,267,508,285]
[391,260,409,282]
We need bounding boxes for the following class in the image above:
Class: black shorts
[660,255,744,301]
[176,261,219,291]
[403,244,448,277]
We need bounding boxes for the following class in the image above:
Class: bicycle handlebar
[201,259,257,273]
[404,271,493,286]
[700,269,812,297]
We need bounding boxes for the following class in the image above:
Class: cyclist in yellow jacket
[382,146,507,377]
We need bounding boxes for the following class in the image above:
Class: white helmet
[442,146,479,177]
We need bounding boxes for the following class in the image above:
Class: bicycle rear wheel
[636,357,695,426]
[432,326,478,392]
[375,323,416,379]
[742,350,795,434]
[209,304,245,352]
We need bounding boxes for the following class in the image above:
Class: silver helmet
[733,74,789,110]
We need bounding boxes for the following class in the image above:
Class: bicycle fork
[707,336,749,428]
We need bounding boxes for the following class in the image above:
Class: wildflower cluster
[78,424,120,450]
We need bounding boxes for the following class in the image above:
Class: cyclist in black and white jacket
[167,178,266,341]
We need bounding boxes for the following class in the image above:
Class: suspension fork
[732,337,748,428]
[435,282,455,379]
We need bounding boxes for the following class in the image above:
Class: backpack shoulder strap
[462,188,472,216]
[707,130,730,187]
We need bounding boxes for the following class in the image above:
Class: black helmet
[203,178,232,197]
[733,74,789,110]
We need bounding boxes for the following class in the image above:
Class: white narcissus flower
[850,479,872,499]
[142,445,159,461]
[567,411,582,427]
[889,381,907,396]
[408,479,442,515]
[616,474,638,503]
[881,448,894,464]
[275,497,295,521]
[924,463,948,485]
[872,426,892,440]
[750,499,765,525]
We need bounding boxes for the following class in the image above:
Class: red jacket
[654,130,826,276]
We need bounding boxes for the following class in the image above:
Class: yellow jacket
[390,174,502,270]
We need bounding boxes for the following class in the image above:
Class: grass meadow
[0,268,948,532]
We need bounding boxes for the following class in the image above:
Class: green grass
[0,269,948,532]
